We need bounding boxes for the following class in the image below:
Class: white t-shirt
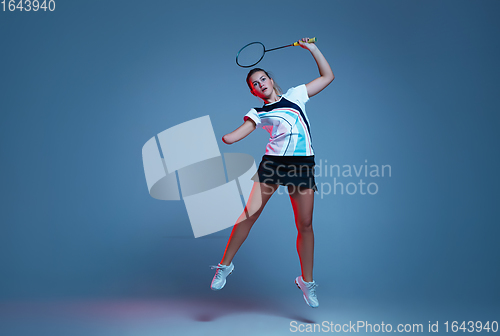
[244,84,314,156]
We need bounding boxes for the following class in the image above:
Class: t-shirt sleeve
[243,108,261,127]
[284,84,309,105]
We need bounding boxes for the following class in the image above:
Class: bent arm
[222,119,256,144]
[299,39,334,98]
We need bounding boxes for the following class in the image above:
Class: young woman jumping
[210,37,334,308]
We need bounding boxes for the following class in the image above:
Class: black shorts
[251,155,317,192]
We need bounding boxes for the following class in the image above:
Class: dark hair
[246,68,283,96]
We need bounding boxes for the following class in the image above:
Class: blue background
[1,0,499,334]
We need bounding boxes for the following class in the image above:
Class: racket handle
[292,37,317,46]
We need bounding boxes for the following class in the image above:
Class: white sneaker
[210,262,234,291]
[295,276,319,308]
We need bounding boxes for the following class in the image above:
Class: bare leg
[220,182,279,265]
[288,185,315,282]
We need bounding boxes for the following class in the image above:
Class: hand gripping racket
[236,37,317,68]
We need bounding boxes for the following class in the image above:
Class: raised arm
[222,119,256,145]
[298,37,334,98]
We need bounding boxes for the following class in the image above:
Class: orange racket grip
[292,37,317,46]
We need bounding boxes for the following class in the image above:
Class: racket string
[236,42,265,68]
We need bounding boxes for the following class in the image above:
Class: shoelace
[210,264,228,279]
[307,282,318,294]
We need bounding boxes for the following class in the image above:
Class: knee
[297,219,313,233]
[245,206,264,221]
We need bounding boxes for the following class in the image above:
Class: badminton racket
[236,37,317,68]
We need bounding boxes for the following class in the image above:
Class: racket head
[236,42,266,68]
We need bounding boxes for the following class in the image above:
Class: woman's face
[248,71,274,100]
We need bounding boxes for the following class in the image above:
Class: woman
[210,37,334,308]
